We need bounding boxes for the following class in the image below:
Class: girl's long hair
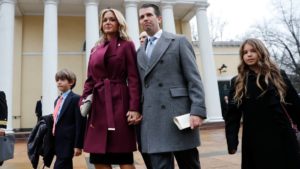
[234,38,286,105]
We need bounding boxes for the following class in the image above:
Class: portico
[0,0,223,130]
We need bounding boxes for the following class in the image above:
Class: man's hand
[190,115,204,129]
[74,148,82,156]
[127,111,142,125]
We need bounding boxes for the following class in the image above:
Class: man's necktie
[52,96,63,135]
[146,36,157,59]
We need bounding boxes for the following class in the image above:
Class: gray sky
[192,0,273,40]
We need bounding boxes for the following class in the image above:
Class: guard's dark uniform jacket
[0,91,7,129]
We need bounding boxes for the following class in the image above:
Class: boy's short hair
[55,69,77,89]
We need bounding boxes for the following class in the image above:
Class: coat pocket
[170,88,188,97]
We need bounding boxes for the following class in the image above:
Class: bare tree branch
[248,0,300,91]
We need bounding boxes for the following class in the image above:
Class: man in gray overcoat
[137,3,207,169]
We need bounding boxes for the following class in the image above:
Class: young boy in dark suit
[53,69,86,169]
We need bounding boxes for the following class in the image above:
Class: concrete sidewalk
[1,128,241,169]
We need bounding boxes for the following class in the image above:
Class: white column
[0,0,16,130]
[42,0,59,115]
[195,2,222,122]
[161,2,176,34]
[85,0,99,66]
[181,21,192,41]
[124,0,140,49]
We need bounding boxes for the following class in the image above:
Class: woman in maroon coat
[80,8,141,169]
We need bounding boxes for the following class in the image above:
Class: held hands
[190,115,204,129]
[127,111,142,125]
[74,148,82,156]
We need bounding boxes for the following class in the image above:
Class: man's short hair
[55,69,77,89]
[140,3,161,17]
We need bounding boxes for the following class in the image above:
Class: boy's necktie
[52,96,63,135]
[146,36,157,59]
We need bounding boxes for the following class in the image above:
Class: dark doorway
[218,80,230,119]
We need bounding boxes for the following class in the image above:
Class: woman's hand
[127,111,142,125]
[74,148,82,156]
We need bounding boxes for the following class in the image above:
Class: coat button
[160,60,164,64]
[158,83,163,87]
[161,105,166,109]
[145,84,149,88]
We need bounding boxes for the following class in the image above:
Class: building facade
[0,0,239,130]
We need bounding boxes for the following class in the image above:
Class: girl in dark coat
[80,8,141,169]
[225,38,300,169]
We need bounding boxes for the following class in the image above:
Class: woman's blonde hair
[99,8,130,43]
[234,38,287,105]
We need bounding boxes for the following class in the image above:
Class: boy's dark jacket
[27,114,54,169]
[53,91,86,158]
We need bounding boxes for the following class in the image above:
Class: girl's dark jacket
[226,70,300,169]
[27,114,54,169]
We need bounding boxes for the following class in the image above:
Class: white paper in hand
[173,113,190,130]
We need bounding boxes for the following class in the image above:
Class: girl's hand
[229,149,237,154]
